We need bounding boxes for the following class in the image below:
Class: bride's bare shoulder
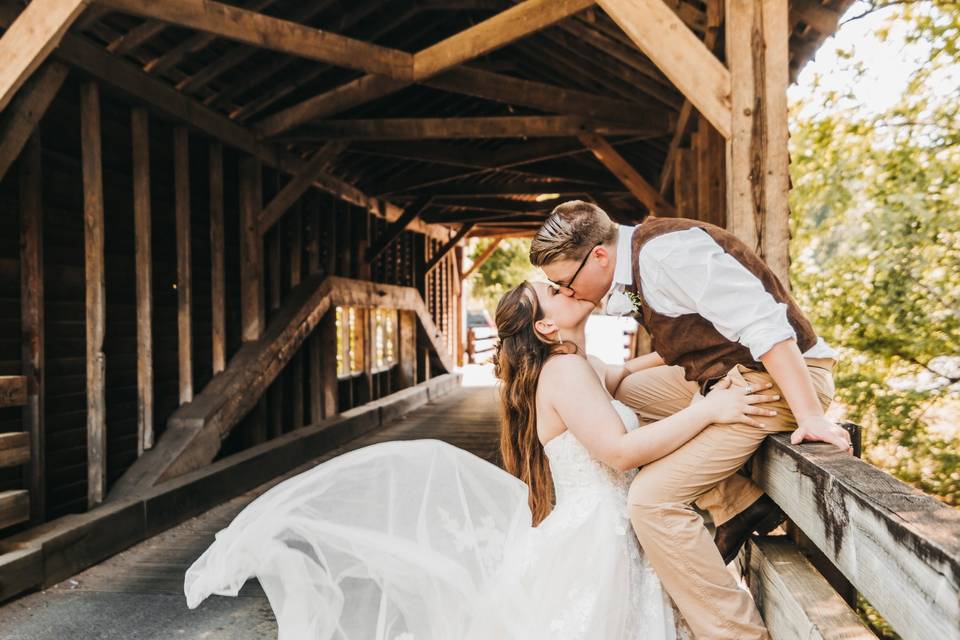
[540,354,595,386]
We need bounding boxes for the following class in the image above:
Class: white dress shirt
[604,224,838,361]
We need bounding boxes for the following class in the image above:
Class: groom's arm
[638,228,850,451]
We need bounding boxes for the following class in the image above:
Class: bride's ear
[533,318,558,339]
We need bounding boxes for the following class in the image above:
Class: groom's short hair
[529,200,618,266]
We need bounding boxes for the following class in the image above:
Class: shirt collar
[612,224,636,290]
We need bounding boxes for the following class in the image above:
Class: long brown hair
[492,282,574,525]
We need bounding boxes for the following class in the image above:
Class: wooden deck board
[0,384,501,639]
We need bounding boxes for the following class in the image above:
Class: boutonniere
[625,289,643,314]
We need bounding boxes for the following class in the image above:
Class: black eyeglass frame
[548,244,599,295]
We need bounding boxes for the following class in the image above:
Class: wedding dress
[184,399,684,639]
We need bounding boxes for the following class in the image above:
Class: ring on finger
[744,384,753,394]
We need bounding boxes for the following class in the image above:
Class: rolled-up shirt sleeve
[638,228,797,360]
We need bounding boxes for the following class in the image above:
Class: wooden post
[672,148,697,218]
[132,107,154,453]
[726,0,791,284]
[397,310,417,389]
[239,157,264,341]
[319,310,338,417]
[81,81,106,508]
[289,202,304,429]
[209,140,226,374]
[267,218,283,437]
[19,133,45,523]
[174,126,193,404]
[307,197,323,424]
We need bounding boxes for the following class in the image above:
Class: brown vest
[630,218,818,384]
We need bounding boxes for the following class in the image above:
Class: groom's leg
[615,365,762,526]
[626,363,834,640]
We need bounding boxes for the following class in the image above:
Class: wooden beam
[421,66,671,130]
[726,0,791,282]
[257,0,595,136]
[0,433,30,468]
[578,132,675,215]
[746,536,878,640]
[367,196,433,263]
[0,7,448,242]
[19,133,44,521]
[81,81,106,508]
[174,127,193,404]
[0,61,69,183]
[107,17,167,55]
[413,0,593,78]
[143,0,278,75]
[284,116,652,141]
[239,158,264,342]
[0,490,29,530]
[94,0,413,79]
[425,225,474,274]
[108,276,455,497]
[753,435,960,640]
[209,141,226,375]
[131,108,154,454]
[256,141,347,235]
[413,182,617,197]
[790,0,842,35]
[462,238,501,279]
[0,0,86,112]
[596,0,732,138]
[289,204,304,429]
[0,376,27,407]
[658,0,723,193]
[672,148,696,218]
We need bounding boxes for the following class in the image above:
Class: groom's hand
[792,415,853,453]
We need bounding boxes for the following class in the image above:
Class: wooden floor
[0,383,501,640]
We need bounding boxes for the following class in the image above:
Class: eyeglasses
[548,244,598,295]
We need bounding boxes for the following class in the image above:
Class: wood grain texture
[0,490,30,530]
[209,141,226,375]
[96,0,413,79]
[579,132,676,215]
[0,433,30,468]
[597,0,731,138]
[81,81,107,508]
[132,108,154,454]
[0,0,85,112]
[753,435,960,640]
[0,60,68,183]
[174,127,193,404]
[747,536,877,640]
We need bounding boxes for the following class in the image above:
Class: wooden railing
[0,376,30,531]
[748,433,960,640]
[107,275,453,501]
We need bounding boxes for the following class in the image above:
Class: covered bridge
[0,1,957,639]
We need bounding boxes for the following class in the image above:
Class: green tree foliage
[467,238,539,316]
[790,1,960,507]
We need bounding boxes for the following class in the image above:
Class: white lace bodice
[543,399,640,505]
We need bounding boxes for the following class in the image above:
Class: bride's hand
[702,378,780,428]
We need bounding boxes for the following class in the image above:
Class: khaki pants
[616,361,835,639]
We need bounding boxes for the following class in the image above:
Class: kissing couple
[184,201,851,639]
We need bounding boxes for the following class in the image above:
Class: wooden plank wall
[0,76,462,527]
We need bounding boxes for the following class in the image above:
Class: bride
[184,280,777,639]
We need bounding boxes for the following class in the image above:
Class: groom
[529,201,850,639]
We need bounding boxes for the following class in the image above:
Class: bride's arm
[541,355,777,471]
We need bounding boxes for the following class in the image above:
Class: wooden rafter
[0,0,87,112]
[0,61,69,182]
[281,115,656,141]
[367,196,434,263]
[94,0,414,79]
[256,141,348,235]
[425,224,475,274]
[421,66,671,130]
[597,0,732,138]
[658,0,723,193]
[257,0,594,137]
[579,131,675,216]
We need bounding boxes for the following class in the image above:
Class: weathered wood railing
[107,275,453,501]
[0,376,30,531]
[748,433,960,640]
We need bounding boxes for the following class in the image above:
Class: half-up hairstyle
[492,282,575,525]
